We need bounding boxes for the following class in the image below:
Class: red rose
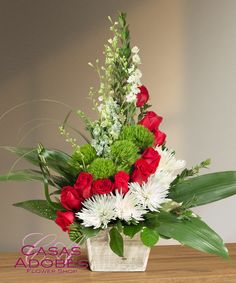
[92,179,114,195]
[136,85,149,107]
[74,172,93,199]
[131,159,151,184]
[114,171,130,194]
[141,147,161,174]
[139,111,163,131]
[55,211,74,232]
[153,129,166,146]
[61,186,83,211]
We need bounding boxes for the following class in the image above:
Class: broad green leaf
[13,200,58,220]
[123,223,143,238]
[170,171,236,207]
[158,214,229,259]
[140,227,159,247]
[109,227,124,257]
[0,168,68,189]
[0,170,43,182]
[144,215,160,229]
[3,146,76,181]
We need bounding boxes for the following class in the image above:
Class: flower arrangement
[1,12,236,261]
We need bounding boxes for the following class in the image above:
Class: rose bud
[74,172,93,199]
[139,111,163,132]
[55,211,75,232]
[136,85,149,107]
[61,186,83,211]
[153,129,166,146]
[141,147,161,174]
[92,179,114,195]
[114,171,130,194]
[131,159,152,184]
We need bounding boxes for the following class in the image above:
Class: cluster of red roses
[56,86,166,232]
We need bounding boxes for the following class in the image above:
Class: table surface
[0,244,236,283]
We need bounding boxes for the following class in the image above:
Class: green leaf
[69,224,85,244]
[80,226,100,238]
[13,200,58,220]
[123,223,143,238]
[140,227,159,247]
[3,146,76,181]
[158,214,229,259]
[0,169,43,182]
[170,171,236,207]
[144,215,160,229]
[109,227,124,257]
[0,169,68,189]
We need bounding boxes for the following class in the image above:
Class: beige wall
[0,0,235,251]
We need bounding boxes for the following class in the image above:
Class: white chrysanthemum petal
[76,194,117,229]
[129,181,169,212]
[114,190,146,222]
[155,146,186,175]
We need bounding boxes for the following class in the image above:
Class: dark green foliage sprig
[171,158,211,187]
[110,12,132,103]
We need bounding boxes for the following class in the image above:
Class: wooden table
[0,244,236,283]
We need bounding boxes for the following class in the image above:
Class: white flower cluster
[130,146,186,211]
[76,147,186,229]
[125,46,142,103]
[91,97,125,156]
[76,191,146,229]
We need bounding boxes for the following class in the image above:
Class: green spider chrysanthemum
[87,158,116,180]
[70,144,97,172]
[119,125,154,151]
[110,140,139,172]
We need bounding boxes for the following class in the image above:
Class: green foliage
[70,144,97,172]
[119,125,154,150]
[109,227,124,257]
[169,171,236,207]
[123,223,143,238]
[2,146,76,183]
[110,140,139,172]
[69,223,100,245]
[0,169,68,192]
[140,227,159,247]
[69,224,84,244]
[171,158,211,187]
[87,158,116,179]
[157,212,229,259]
[13,200,59,220]
[0,169,43,182]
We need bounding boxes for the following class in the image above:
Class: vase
[86,230,150,272]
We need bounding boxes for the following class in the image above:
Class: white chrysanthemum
[129,180,169,211]
[149,170,175,189]
[76,194,117,229]
[114,190,146,222]
[155,146,186,175]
